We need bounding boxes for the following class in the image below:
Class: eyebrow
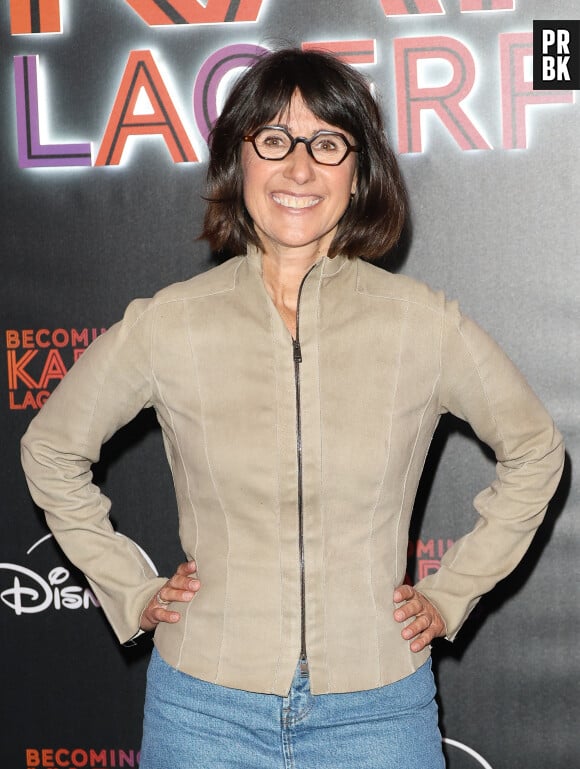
[266,124,342,138]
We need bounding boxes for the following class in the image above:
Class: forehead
[274,93,344,135]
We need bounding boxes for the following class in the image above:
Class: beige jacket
[21,251,564,695]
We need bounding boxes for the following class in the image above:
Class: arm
[21,298,169,643]
[396,302,564,648]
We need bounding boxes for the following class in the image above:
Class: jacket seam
[151,301,200,669]
[395,306,441,676]
[269,298,284,695]
[369,303,407,686]
[354,276,446,316]
[121,258,242,323]
[391,301,410,672]
[183,299,233,680]
[314,267,331,692]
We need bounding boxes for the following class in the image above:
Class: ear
[350,169,358,196]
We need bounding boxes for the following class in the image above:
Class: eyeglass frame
[243,125,361,166]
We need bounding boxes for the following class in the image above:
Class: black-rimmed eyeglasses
[243,126,360,166]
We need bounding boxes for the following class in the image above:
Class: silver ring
[156,591,171,607]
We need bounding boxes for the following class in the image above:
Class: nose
[283,141,316,184]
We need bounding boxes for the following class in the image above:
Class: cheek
[328,162,357,207]
[241,163,253,200]
[333,171,357,213]
[241,161,271,220]
[241,148,258,204]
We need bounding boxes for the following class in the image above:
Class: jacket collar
[245,245,351,281]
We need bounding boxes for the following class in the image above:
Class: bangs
[231,53,364,139]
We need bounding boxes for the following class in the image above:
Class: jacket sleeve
[21,297,167,644]
[414,301,564,640]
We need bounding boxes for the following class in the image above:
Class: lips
[271,193,321,210]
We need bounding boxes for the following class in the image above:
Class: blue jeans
[140,648,445,769]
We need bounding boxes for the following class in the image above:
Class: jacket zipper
[293,336,308,676]
[292,265,316,678]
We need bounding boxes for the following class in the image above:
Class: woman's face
[241,93,358,263]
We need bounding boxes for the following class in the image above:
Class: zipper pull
[293,339,302,363]
[299,655,309,678]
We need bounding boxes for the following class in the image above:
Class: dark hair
[201,48,407,260]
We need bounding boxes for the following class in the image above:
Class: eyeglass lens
[252,127,351,165]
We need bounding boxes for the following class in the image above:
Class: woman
[21,49,564,768]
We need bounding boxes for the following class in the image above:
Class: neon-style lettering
[460,0,514,11]
[193,44,268,142]
[500,33,573,149]
[301,39,376,65]
[7,349,38,390]
[37,349,67,389]
[381,0,444,16]
[14,56,92,168]
[381,0,514,13]
[95,50,198,166]
[10,0,61,35]
[394,36,491,153]
[124,0,264,26]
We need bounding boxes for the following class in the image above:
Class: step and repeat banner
[1,1,578,767]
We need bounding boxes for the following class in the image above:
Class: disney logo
[0,562,99,615]
[1,533,100,615]
[443,738,493,768]
[1,533,158,617]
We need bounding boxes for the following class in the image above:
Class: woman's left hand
[393,585,446,652]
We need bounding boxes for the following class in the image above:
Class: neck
[261,250,321,338]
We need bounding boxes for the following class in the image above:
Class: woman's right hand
[140,560,201,632]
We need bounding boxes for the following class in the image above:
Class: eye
[256,129,291,148]
[314,136,338,152]
[263,135,284,147]
[312,134,344,154]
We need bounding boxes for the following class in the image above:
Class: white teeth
[272,194,320,209]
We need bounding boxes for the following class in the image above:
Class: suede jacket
[21,250,564,695]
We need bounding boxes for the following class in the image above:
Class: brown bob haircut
[201,48,407,260]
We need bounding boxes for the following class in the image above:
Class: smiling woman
[240,107,357,333]
[202,47,407,262]
[201,47,407,337]
[21,47,564,769]
[239,93,359,317]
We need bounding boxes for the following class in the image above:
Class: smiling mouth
[272,193,321,209]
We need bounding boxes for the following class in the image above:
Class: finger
[165,573,201,594]
[156,582,199,605]
[393,598,423,623]
[153,605,181,623]
[399,607,445,652]
[409,632,433,653]
[174,562,201,590]
[160,564,201,602]
[139,604,180,632]
[393,584,414,603]
[401,613,432,640]
[176,560,198,576]
[402,621,436,655]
